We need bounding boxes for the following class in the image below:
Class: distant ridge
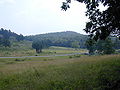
[25,31,88,48]
[27,31,84,36]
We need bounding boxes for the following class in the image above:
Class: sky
[0,0,89,35]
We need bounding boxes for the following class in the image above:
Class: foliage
[0,38,11,47]
[85,38,96,54]
[0,28,24,41]
[86,37,115,55]
[0,28,24,47]
[114,37,120,49]
[96,38,115,54]
[25,31,88,48]
[70,41,80,49]
[16,34,24,41]
[0,40,33,57]
[32,40,48,53]
[61,0,120,40]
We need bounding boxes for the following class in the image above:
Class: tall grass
[0,44,87,57]
[0,55,120,90]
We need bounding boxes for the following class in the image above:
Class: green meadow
[0,1,120,89]
[0,39,120,90]
[0,41,87,57]
[0,54,120,90]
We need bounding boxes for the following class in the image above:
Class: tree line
[86,37,118,55]
[61,0,120,41]
[0,28,24,47]
[0,28,119,55]
[61,0,120,55]
[25,31,88,49]
[25,31,120,54]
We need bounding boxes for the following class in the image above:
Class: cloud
[6,0,15,4]
[0,0,88,35]
[0,0,15,5]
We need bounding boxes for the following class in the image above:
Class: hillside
[0,30,88,57]
[0,29,119,56]
[25,31,88,48]
[0,28,24,47]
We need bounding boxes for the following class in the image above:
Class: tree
[114,37,120,49]
[0,28,24,42]
[61,0,120,40]
[71,41,80,49]
[85,38,96,55]
[16,34,24,41]
[103,38,115,54]
[0,38,11,47]
[95,39,105,54]
[86,37,115,55]
[96,38,115,54]
[32,40,48,53]
[25,31,87,48]
[3,39,11,47]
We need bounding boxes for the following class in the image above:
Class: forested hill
[25,31,88,48]
[0,28,24,47]
[0,28,24,41]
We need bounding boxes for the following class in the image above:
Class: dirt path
[0,53,87,58]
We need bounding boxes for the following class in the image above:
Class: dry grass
[0,45,88,57]
[0,55,119,73]
[0,54,120,90]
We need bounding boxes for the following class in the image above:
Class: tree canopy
[32,40,48,53]
[0,28,24,47]
[85,37,115,55]
[62,0,120,40]
[25,31,88,48]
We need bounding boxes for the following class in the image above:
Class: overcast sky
[0,0,90,35]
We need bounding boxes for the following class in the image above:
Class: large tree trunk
[36,49,42,53]
[40,49,42,53]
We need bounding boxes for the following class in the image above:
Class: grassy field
[0,54,120,90]
[0,41,33,57]
[0,42,87,57]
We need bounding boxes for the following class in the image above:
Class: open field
[0,43,88,57]
[0,54,120,89]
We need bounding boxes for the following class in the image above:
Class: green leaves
[61,0,120,40]
[32,40,48,53]
[61,2,70,11]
